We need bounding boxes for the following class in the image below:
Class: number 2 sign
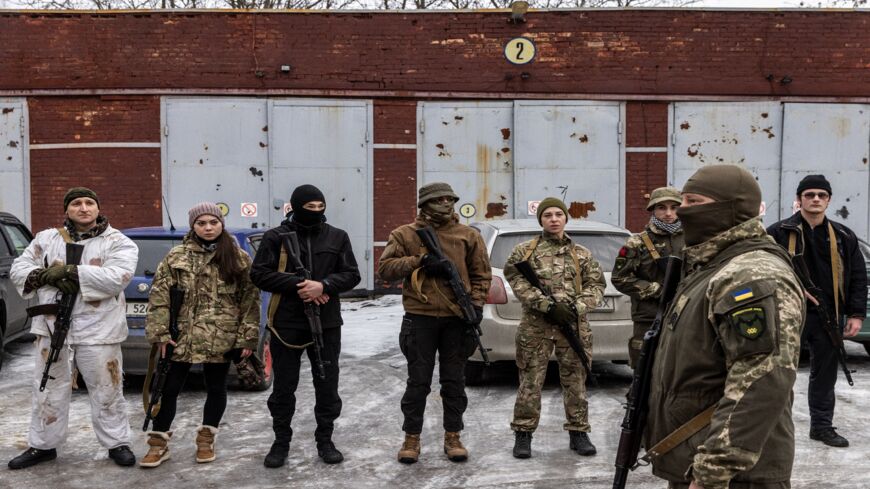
[504,37,536,65]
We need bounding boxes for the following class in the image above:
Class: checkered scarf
[650,216,682,235]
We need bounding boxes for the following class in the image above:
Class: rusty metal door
[513,101,623,225]
[268,99,373,290]
[418,102,514,222]
[162,98,271,230]
[670,102,784,227]
[781,103,870,241]
[0,99,29,225]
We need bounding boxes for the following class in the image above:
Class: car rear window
[132,238,183,276]
[490,232,628,272]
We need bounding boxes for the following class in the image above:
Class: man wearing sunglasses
[767,174,867,448]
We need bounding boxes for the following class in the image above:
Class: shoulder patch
[729,307,767,340]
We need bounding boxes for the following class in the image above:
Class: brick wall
[624,102,670,231]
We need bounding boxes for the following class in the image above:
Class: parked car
[0,212,35,372]
[467,219,632,384]
[121,226,273,390]
[850,239,870,356]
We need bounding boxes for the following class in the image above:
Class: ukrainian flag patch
[732,287,754,302]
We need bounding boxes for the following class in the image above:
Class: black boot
[810,427,849,447]
[8,447,57,470]
[569,431,597,456]
[264,441,290,468]
[108,445,136,466]
[316,441,344,464]
[512,431,532,459]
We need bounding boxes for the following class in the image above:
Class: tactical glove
[55,278,79,295]
[546,302,578,327]
[40,264,77,287]
[420,254,449,277]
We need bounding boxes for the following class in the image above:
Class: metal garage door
[514,100,623,225]
[0,99,29,224]
[781,103,870,241]
[268,99,373,290]
[670,102,784,227]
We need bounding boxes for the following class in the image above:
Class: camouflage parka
[504,232,605,329]
[146,234,260,363]
[611,221,684,323]
[645,218,805,488]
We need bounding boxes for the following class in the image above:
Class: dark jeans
[803,309,840,430]
[267,327,342,444]
[152,361,231,432]
[399,313,475,434]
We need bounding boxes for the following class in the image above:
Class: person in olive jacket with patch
[143,202,260,468]
[250,184,361,469]
[646,165,805,489]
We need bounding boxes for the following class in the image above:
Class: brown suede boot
[444,431,468,462]
[195,425,218,463]
[397,433,421,464]
[139,432,171,468]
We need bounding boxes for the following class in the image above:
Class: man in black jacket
[250,184,361,467]
[767,174,867,448]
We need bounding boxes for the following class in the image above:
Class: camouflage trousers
[628,321,653,369]
[510,321,592,433]
[668,482,790,489]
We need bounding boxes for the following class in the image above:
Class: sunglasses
[802,192,830,200]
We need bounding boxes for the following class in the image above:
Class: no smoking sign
[241,202,258,218]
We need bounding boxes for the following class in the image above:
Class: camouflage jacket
[146,235,260,363]
[504,232,605,330]
[612,222,684,323]
[646,218,805,488]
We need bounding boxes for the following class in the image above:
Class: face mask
[677,201,736,246]
[293,206,325,227]
[421,200,454,224]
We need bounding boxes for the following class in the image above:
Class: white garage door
[0,99,29,225]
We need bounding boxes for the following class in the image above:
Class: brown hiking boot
[139,432,171,468]
[397,433,421,464]
[444,431,468,462]
[195,425,218,463]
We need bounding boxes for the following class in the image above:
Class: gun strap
[640,404,716,464]
[522,235,583,297]
[264,244,313,350]
[640,232,661,260]
[788,226,843,317]
[57,227,74,244]
[142,343,159,415]
[27,303,60,317]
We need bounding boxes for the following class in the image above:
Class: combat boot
[316,440,344,464]
[443,431,468,462]
[195,425,218,463]
[8,447,57,470]
[139,432,171,468]
[512,431,532,459]
[810,427,849,447]
[264,441,289,468]
[397,433,421,464]
[569,431,596,456]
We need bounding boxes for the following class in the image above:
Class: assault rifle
[613,256,682,489]
[38,242,85,392]
[281,232,329,380]
[143,285,185,431]
[512,259,591,377]
[791,253,854,386]
[416,226,491,365]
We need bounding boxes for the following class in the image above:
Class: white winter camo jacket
[10,225,139,345]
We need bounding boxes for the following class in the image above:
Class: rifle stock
[612,256,682,489]
[143,285,185,431]
[39,242,85,392]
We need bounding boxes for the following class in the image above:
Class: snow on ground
[0,296,869,488]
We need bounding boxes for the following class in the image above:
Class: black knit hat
[63,187,100,210]
[796,174,832,197]
[290,184,326,211]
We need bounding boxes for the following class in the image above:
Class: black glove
[420,254,449,277]
[472,305,483,325]
[546,302,578,327]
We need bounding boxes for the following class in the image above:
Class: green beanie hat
[63,187,100,210]
[536,197,569,225]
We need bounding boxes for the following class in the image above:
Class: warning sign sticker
[241,202,258,218]
[216,202,230,217]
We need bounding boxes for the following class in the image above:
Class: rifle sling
[27,303,60,317]
[640,232,661,260]
[142,343,160,415]
[787,225,843,318]
[521,235,583,295]
[640,404,716,464]
[265,242,314,350]
[413,233,469,320]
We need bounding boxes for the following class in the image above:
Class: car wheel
[464,361,488,386]
[250,329,273,392]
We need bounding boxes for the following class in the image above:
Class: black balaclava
[290,184,326,227]
[677,165,761,246]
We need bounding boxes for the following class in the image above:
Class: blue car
[121,226,273,390]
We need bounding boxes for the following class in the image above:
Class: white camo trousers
[29,335,131,450]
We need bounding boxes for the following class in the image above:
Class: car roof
[0,211,25,224]
[471,218,630,235]
[121,226,264,238]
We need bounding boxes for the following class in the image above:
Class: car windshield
[490,232,628,271]
[132,238,183,277]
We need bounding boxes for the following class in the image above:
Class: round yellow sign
[459,203,477,219]
[216,202,230,217]
[504,37,536,65]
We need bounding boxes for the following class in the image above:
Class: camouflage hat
[417,182,459,207]
[646,186,682,211]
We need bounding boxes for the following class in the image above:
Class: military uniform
[504,233,605,434]
[612,222,684,368]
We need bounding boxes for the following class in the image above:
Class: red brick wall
[624,102,670,232]
[1,11,868,97]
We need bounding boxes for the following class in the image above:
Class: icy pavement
[0,295,869,488]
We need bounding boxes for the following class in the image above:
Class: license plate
[592,296,615,313]
[126,302,148,317]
